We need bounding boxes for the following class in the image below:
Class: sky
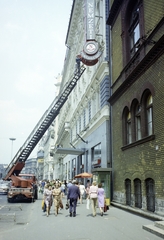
[0,0,73,165]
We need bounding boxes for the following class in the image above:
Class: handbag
[60,201,64,209]
[65,201,70,210]
[104,203,107,212]
[41,200,44,210]
[104,204,107,212]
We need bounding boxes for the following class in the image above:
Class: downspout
[106,0,113,202]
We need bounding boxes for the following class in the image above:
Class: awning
[55,148,84,155]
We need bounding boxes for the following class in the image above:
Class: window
[91,143,101,168]
[141,90,153,137]
[135,104,141,140]
[146,95,153,136]
[72,158,76,178]
[129,4,140,57]
[122,89,154,148]
[76,122,78,135]
[88,100,91,122]
[122,107,130,145]
[122,0,144,63]
[79,116,81,133]
[127,112,132,144]
[83,109,86,129]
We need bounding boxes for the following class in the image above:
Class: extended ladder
[4,64,86,179]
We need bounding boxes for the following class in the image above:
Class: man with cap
[67,180,80,217]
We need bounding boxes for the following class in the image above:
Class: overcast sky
[0,0,73,165]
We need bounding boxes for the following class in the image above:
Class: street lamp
[9,138,16,161]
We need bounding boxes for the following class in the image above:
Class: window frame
[121,0,144,65]
[122,89,154,150]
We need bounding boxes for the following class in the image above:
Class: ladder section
[4,65,86,179]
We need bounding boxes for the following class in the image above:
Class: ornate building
[52,0,111,190]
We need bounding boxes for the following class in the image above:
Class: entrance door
[146,178,155,212]
[125,179,131,206]
[134,178,142,208]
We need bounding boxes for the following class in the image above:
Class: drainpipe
[106,0,113,202]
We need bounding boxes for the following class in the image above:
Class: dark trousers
[69,198,77,213]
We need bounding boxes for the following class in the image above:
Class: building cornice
[106,0,123,26]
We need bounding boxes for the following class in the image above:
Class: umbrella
[74,172,93,178]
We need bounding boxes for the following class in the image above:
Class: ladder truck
[4,60,86,202]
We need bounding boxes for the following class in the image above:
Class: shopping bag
[41,200,44,210]
[86,198,90,210]
[104,203,107,212]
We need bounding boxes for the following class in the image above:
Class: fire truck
[4,62,86,202]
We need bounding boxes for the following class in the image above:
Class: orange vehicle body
[7,173,38,203]
[4,162,38,203]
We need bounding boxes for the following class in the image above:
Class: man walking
[67,180,80,217]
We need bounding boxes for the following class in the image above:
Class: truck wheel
[7,198,13,203]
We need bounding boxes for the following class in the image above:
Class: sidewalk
[0,194,162,240]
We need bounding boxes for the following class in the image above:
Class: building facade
[107,0,164,215]
[52,0,111,187]
[21,158,37,175]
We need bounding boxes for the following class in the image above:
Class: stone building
[107,0,164,215]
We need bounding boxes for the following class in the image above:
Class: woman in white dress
[43,185,53,217]
[79,182,85,204]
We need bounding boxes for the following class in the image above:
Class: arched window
[135,103,141,140]
[122,107,130,145]
[146,95,153,136]
[141,90,153,137]
[122,89,154,148]
[127,112,132,144]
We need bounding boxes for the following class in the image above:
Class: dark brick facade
[107,0,164,215]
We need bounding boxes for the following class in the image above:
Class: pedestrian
[64,180,67,195]
[67,180,80,217]
[97,183,105,216]
[79,181,85,204]
[43,185,53,217]
[67,179,72,190]
[61,182,65,197]
[86,179,91,188]
[52,182,62,216]
[89,181,98,217]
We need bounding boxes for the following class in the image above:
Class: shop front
[92,168,112,206]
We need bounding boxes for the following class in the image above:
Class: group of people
[43,181,63,217]
[41,179,106,218]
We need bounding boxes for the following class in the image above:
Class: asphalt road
[0,194,8,205]
[0,193,162,240]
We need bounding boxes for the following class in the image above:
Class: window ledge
[121,135,155,151]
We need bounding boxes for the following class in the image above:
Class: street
[0,193,162,240]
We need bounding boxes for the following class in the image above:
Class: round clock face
[84,41,98,55]
[86,43,96,52]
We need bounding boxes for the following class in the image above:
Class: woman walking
[97,183,105,216]
[79,181,85,204]
[89,181,98,217]
[52,182,62,216]
[43,185,53,217]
